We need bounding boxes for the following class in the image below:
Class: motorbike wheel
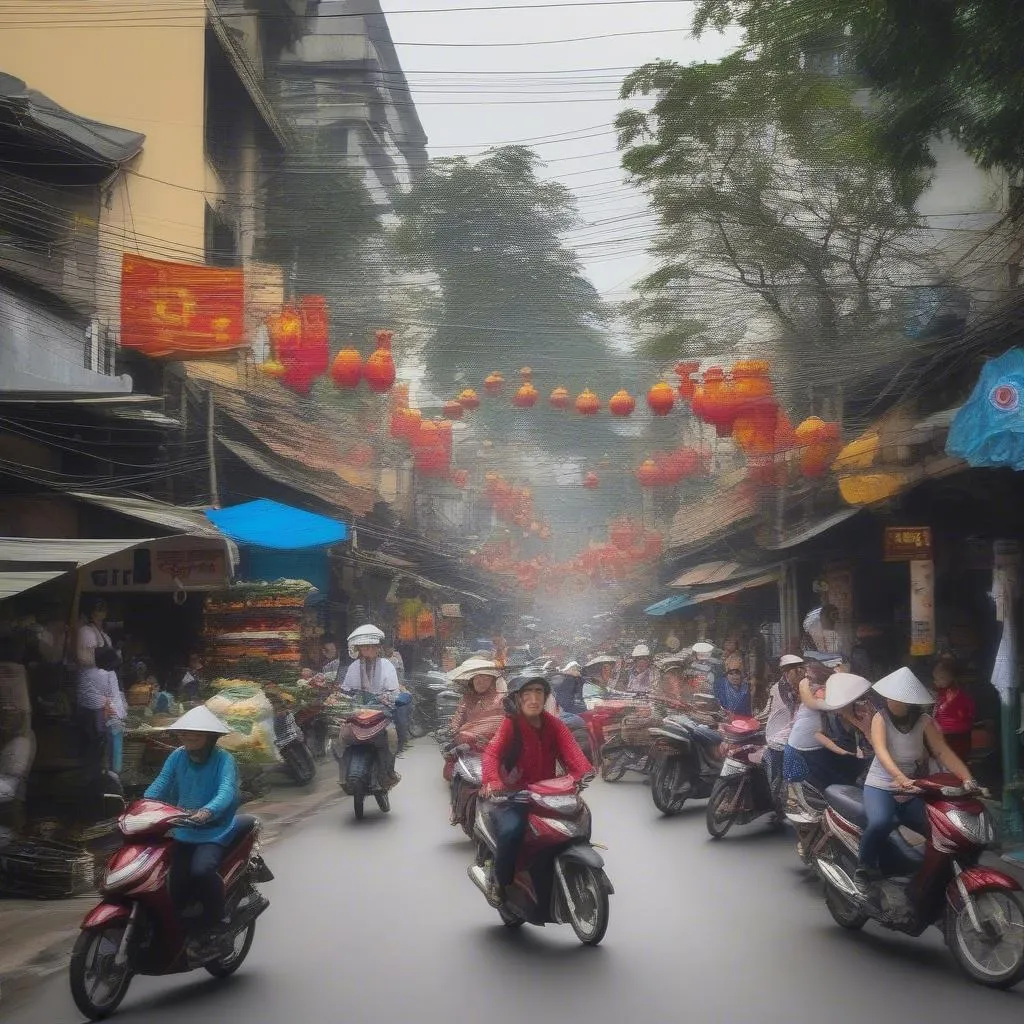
[461,793,477,839]
[375,791,391,813]
[650,760,687,816]
[600,746,627,783]
[706,779,739,839]
[282,742,316,786]
[205,920,256,979]
[564,865,610,946]
[945,888,1024,989]
[498,906,525,928]
[69,924,133,1021]
[407,710,429,740]
[824,885,868,931]
[353,791,365,821]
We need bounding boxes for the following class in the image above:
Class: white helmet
[873,667,933,706]
[166,705,233,735]
[779,654,806,669]
[631,644,651,659]
[559,661,582,677]
[692,641,714,658]
[348,624,385,649]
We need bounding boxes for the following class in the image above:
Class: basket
[618,712,655,748]
[127,683,154,707]
[0,838,97,898]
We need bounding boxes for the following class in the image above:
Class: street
[6,742,1024,1024]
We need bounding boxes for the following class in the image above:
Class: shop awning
[677,569,781,608]
[0,570,67,601]
[644,594,692,617]
[759,508,862,551]
[345,548,491,605]
[669,560,768,589]
[69,493,223,537]
[206,499,349,551]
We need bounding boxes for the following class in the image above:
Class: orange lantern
[450,468,470,488]
[576,389,600,416]
[646,380,675,416]
[300,295,330,373]
[674,361,700,401]
[608,389,636,417]
[582,471,600,490]
[443,399,464,420]
[416,609,436,639]
[484,372,504,396]
[436,418,454,455]
[794,416,827,446]
[363,329,396,393]
[415,418,439,450]
[330,347,362,389]
[549,386,570,410]
[458,388,480,410]
[636,458,663,488]
[513,382,539,408]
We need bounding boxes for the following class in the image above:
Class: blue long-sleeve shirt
[145,746,240,845]
[713,675,752,716]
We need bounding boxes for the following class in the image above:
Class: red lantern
[458,388,480,411]
[608,389,636,417]
[674,361,699,402]
[450,468,470,488]
[300,296,330,369]
[576,389,600,416]
[363,329,396,393]
[513,382,539,408]
[443,399,464,420]
[330,348,362,389]
[549,386,570,410]
[415,418,439,451]
[646,380,675,416]
[582,471,599,490]
[484,372,504,396]
[636,458,663,488]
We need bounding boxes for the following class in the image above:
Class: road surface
[6,742,1024,1022]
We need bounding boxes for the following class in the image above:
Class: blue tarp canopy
[205,499,349,551]
[644,593,692,616]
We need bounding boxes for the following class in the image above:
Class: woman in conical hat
[144,705,247,946]
[855,667,977,892]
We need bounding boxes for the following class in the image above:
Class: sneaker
[485,877,505,909]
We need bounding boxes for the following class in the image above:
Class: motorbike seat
[692,723,724,745]
[825,785,867,828]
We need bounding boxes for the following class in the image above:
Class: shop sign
[82,539,229,592]
[884,526,933,561]
[441,603,462,618]
[909,558,936,657]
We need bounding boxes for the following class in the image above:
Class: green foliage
[694,0,1024,178]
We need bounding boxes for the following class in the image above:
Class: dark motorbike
[705,717,776,839]
[813,775,1024,989]
[273,711,316,786]
[405,671,450,739]
[334,705,395,821]
[597,693,656,782]
[70,800,273,1020]
[468,774,612,945]
[447,744,484,838]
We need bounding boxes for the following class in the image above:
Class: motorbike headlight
[533,794,580,813]
[104,849,158,891]
[945,808,995,845]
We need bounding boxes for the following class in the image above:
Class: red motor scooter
[468,774,613,945]
[813,774,1024,988]
[70,799,273,1020]
[705,715,776,839]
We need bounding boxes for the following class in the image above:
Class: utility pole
[207,389,219,508]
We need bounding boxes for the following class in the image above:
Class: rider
[144,706,261,956]
[763,654,806,792]
[714,653,752,715]
[480,672,593,907]
[553,661,587,717]
[337,624,400,784]
[448,658,506,743]
[856,667,977,891]
[626,644,657,693]
[582,654,617,690]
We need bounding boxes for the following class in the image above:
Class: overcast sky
[379,0,739,298]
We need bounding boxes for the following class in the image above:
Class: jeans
[492,803,529,886]
[858,785,928,870]
[393,703,411,750]
[170,814,254,929]
[802,748,862,790]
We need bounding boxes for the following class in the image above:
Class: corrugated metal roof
[0,536,151,567]
[0,570,66,601]
[68,493,221,536]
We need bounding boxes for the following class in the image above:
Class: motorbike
[705,716,776,839]
[784,778,829,864]
[468,774,612,945]
[596,693,657,782]
[405,671,448,739]
[446,743,484,838]
[647,698,746,816]
[69,799,273,1020]
[334,703,396,821]
[294,702,329,760]
[273,710,316,786]
[813,774,1024,989]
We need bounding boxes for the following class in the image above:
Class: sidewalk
[0,763,341,1008]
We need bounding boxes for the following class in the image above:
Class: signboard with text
[884,526,933,561]
[81,537,230,592]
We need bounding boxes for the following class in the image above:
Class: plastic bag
[205,686,281,764]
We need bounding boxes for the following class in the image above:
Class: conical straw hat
[164,705,233,735]
[872,667,933,705]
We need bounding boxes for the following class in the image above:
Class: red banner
[120,254,246,357]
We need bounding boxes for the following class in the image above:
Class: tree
[616,47,935,408]
[695,1,1024,179]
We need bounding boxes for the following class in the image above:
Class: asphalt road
[7,742,1024,1023]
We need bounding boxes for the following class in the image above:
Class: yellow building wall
[0,7,209,333]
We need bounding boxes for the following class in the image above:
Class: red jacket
[934,687,976,736]
[482,712,592,789]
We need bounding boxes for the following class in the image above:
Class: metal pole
[207,389,219,508]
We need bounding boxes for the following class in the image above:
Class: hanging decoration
[458,388,481,411]
[330,347,362,389]
[609,389,636,417]
[443,399,464,420]
[674,361,699,402]
[484,372,505,396]
[270,300,329,395]
[363,329,396,393]
[794,417,842,478]
[646,380,675,416]
[512,367,539,409]
[576,389,600,416]
[636,458,663,488]
[259,359,286,379]
[582,471,600,490]
[549,386,570,410]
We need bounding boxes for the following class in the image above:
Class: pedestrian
[932,655,975,761]
[178,652,205,704]
[75,600,117,766]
